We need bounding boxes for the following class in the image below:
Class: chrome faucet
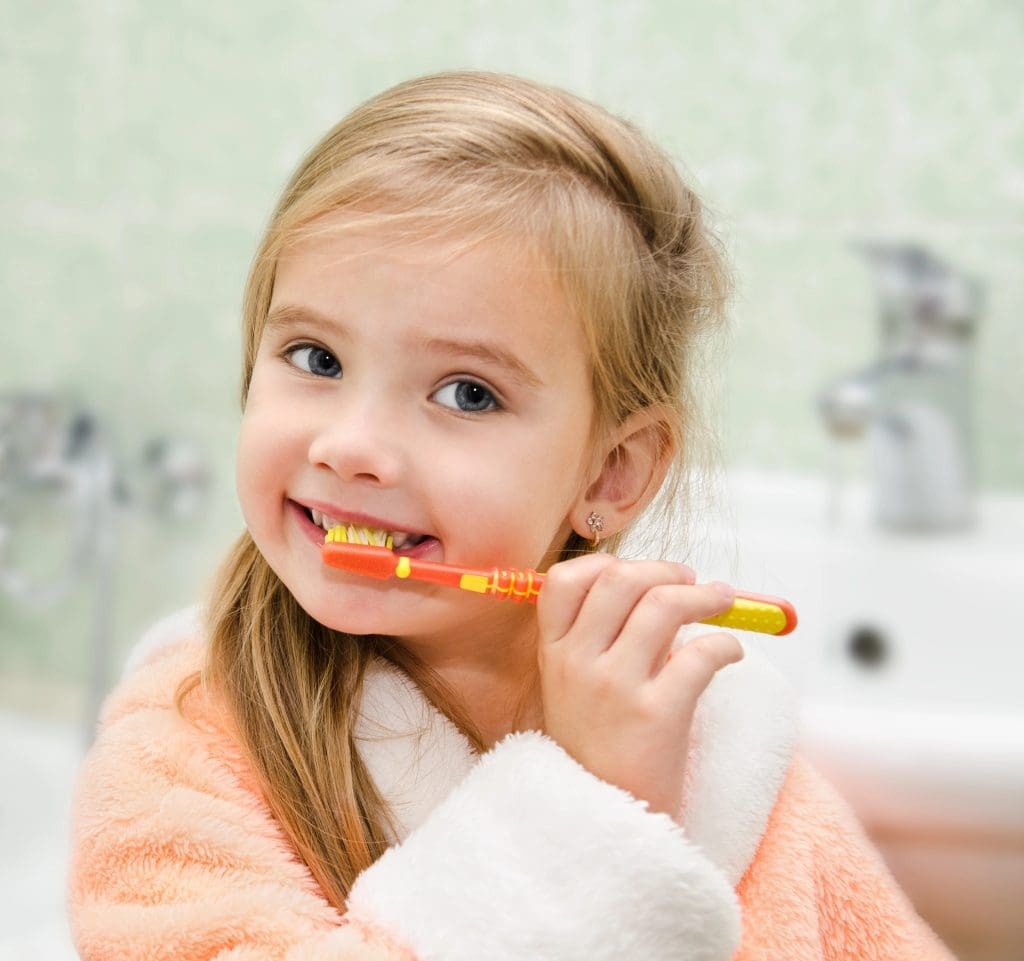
[818,243,983,531]
[0,392,210,745]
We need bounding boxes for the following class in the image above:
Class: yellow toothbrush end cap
[701,598,789,636]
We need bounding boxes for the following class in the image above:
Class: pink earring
[586,511,605,547]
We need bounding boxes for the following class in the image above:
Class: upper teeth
[310,509,419,549]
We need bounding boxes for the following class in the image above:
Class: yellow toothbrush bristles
[325,525,393,550]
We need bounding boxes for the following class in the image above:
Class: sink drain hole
[846,625,889,669]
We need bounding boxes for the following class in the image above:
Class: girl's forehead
[268,216,589,368]
[277,213,563,308]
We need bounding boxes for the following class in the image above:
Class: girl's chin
[304,605,401,637]
[297,578,435,636]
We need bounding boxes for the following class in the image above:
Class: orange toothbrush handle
[461,570,796,634]
[455,567,545,603]
[322,542,796,635]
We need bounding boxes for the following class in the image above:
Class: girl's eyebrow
[265,304,347,339]
[418,335,542,389]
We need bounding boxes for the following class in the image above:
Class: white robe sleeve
[346,731,740,961]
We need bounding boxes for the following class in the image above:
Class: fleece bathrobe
[68,607,954,961]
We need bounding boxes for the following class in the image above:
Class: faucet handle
[851,241,983,345]
[818,372,875,438]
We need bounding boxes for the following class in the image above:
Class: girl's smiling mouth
[287,499,438,557]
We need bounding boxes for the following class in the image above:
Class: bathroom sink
[680,471,1024,959]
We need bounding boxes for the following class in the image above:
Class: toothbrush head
[322,540,399,580]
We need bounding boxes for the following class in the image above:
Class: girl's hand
[536,553,743,823]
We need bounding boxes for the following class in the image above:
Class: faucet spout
[819,244,981,531]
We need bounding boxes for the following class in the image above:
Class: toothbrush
[322,527,797,636]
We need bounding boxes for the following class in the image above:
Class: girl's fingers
[609,582,737,678]
[555,560,699,658]
[536,553,619,642]
[657,630,745,698]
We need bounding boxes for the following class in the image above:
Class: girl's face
[237,212,597,648]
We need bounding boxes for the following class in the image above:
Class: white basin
[681,471,1024,960]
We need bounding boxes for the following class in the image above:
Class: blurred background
[1,1,1021,958]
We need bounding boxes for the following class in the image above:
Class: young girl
[68,71,954,960]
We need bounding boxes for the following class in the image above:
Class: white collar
[354,645,798,886]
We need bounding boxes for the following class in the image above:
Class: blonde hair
[181,70,731,910]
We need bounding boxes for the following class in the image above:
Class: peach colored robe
[69,611,954,960]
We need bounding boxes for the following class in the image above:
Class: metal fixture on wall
[0,393,209,744]
[818,243,983,531]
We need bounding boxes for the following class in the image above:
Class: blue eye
[287,345,341,378]
[432,381,499,413]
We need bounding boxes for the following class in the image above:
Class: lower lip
[288,500,440,560]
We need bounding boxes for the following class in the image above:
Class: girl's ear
[572,407,674,542]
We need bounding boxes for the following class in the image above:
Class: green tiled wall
[2,1,1021,701]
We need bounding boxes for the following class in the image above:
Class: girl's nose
[306,404,407,487]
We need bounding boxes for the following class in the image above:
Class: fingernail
[710,581,735,603]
